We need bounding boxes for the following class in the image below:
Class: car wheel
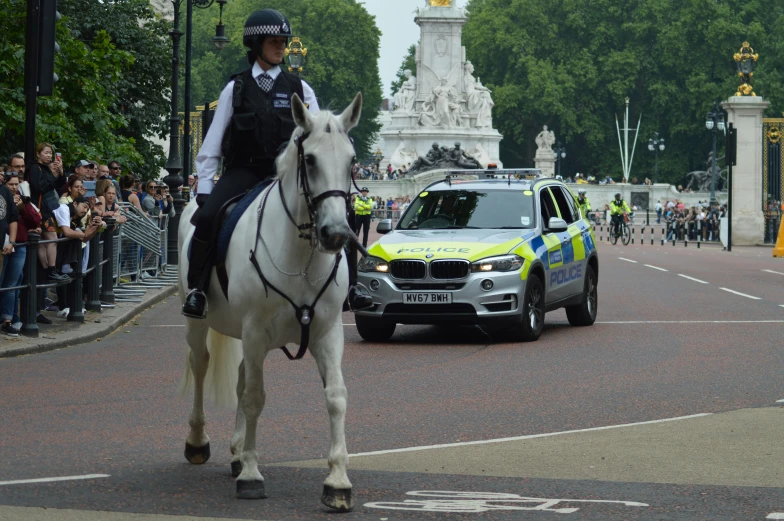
[517,274,544,342]
[565,264,597,327]
[355,314,396,342]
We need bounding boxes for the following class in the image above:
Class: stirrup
[182,289,208,319]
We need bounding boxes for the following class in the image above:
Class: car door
[538,186,569,303]
[550,185,587,298]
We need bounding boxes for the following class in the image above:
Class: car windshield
[399,189,536,230]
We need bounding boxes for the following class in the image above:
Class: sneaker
[11,321,22,331]
[56,308,70,318]
[46,304,59,312]
[49,271,69,282]
[1,322,19,337]
[36,313,52,325]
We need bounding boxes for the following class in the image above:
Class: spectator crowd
[0,143,180,337]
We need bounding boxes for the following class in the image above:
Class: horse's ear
[291,93,313,132]
[339,92,363,132]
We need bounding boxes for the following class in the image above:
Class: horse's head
[283,92,363,254]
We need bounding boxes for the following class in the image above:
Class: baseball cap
[361,187,369,192]
[75,159,95,168]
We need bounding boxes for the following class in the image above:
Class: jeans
[656,209,662,224]
[0,245,26,321]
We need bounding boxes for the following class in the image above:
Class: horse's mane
[275,110,349,178]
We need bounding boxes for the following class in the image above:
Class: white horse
[178,93,362,511]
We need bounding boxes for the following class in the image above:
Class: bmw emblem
[426,254,434,259]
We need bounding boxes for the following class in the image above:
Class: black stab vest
[222,68,305,173]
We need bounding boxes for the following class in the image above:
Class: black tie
[257,73,273,93]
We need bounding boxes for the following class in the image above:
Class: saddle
[190,178,274,298]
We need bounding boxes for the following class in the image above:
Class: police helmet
[361,187,369,192]
[614,192,622,198]
[577,188,586,196]
[243,9,293,64]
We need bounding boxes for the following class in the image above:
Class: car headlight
[471,254,524,273]
[358,256,390,273]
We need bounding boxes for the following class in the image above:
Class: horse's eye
[305,154,316,167]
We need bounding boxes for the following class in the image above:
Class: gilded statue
[429,0,452,6]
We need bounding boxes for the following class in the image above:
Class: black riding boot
[343,238,373,312]
[182,237,213,319]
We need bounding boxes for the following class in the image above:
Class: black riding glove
[196,194,209,207]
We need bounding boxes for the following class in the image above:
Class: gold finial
[429,0,452,6]
[734,41,758,96]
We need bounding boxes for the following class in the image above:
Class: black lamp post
[705,101,725,206]
[647,132,665,184]
[163,0,228,265]
[553,143,566,178]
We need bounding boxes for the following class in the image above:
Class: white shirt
[196,62,320,195]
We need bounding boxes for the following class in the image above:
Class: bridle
[279,131,356,246]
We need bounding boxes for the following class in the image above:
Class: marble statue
[419,78,464,128]
[463,61,494,128]
[467,143,490,168]
[393,70,417,114]
[535,125,556,151]
[390,141,418,170]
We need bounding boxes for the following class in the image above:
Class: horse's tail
[179,328,243,410]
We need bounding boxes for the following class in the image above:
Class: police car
[355,169,599,342]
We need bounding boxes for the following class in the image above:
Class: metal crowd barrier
[370,209,404,225]
[592,218,722,248]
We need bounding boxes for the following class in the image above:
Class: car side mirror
[376,219,393,234]
[547,217,568,232]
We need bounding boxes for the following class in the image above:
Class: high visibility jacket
[577,196,591,216]
[354,196,373,215]
[610,199,631,216]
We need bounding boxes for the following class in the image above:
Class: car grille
[393,282,466,290]
[390,260,426,279]
[384,303,476,315]
[430,260,470,279]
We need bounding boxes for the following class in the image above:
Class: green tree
[463,0,784,185]
[0,0,143,170]
[189,0,383,159]
[60,0,172,174]
[390,44,416,96]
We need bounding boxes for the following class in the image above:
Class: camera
[21,196,31,204]
[156,187,162,196]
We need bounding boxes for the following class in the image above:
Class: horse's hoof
[236,479,266,500]
[231,460,242,477]
[184,442,211,464]
[321,485,354,512]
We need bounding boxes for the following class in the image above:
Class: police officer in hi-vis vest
[182,9,371,318]
[353,187,372,248]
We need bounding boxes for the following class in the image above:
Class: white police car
[355,170,599,342]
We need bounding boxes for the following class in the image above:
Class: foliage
[60,0,172,176]
[390,44,416,97]
[0,0,143,170]
[189,0,383,159]
[463,0,784,184]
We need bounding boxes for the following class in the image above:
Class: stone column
[722,96,769,245]
[534,149,556,178]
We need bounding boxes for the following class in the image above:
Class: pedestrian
[119,174,143,212]
[354,187,372,248]
[655,199,663,224]
[0,172,19,284]
[6,154,28,196]
[182,8,370,318]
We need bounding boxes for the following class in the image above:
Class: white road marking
[0,474,110,486]
[776,399,784,404]
[763,269,784,276]
[678,274,709,284]
[618,257,638,263]
[596,320,784,324]
[644,264,668,272]
[349,413,711,457]
[766,514,784,520]
[720,288,761,300]
[149,325,186,327]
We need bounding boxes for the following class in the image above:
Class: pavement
[0,284,178,359]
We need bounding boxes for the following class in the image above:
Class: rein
[248,130,349,360]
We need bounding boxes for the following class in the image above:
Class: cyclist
[610,192,631,238]
[576,189,591,219]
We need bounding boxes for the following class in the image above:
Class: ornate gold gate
[177,99,220,175]
[763,118,784,243]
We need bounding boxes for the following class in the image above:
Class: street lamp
[163,0,228,265]
[647,132,665,184]
[705,101,726,205]
[285,37,308,74]
[553,143,566,178]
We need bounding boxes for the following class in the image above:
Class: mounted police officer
[183,8,371,318]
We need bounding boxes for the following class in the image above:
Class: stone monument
[380,0,503,172]
[534,125,557,177]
